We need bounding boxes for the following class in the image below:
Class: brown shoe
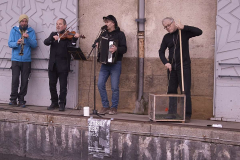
[98,107,110,115]
[109,108,117,115]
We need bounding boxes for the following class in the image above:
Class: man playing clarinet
[8,14,37,108]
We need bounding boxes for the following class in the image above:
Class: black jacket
[159,25,202,69]
[44,32,78,72]
[99,27,127,61]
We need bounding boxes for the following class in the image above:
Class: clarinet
[19,30,25,56]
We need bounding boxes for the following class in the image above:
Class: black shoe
[185,116,191,123]
[18,101,26,108]
[59,104,65,111]
[165,114,177,119]
[47,103,59,110]
[9,100,17,105]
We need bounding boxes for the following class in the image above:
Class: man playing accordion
[97,15,127,115]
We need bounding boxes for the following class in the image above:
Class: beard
[19,25,28,31]
[56,27,66,34]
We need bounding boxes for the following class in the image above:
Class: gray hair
[162,17,174,24]
[59,18,67,25]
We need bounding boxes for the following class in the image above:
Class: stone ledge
[0,110,239,146]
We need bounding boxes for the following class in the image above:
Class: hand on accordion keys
[109,44,117,54]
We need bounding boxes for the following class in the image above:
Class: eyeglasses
[164,21,173,29]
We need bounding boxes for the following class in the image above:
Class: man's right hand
[53,35,59,41]
[109,45,117,54]
[17,38,23,44]
[165,63,172,71]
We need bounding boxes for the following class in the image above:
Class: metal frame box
[148,94,186,122]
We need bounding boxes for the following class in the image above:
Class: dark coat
[44,32,78,72]
[159,25,202,69]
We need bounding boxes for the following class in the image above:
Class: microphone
[101,25,107,30]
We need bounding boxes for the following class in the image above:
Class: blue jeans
[98,61,122,109]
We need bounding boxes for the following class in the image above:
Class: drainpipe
[135,0,146,114]
[75,0,80,108]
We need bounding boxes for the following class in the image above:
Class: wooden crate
[148,94,186,122]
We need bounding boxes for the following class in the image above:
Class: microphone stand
[87,29,106,117]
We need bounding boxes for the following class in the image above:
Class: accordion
[97,37,118,64]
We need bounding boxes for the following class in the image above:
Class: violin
[59,31,85,40]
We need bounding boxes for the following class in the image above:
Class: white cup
[83,106,90,116]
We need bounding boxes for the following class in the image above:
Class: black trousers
[10,61,31,102]
[48,64,69,105]
[167,66,192,117]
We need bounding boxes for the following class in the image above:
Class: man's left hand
[74,33,80,38]
[175,22,184,30]
[23,33,29,38]
[109,45,117,54]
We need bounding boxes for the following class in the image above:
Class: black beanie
[103,15,118,27]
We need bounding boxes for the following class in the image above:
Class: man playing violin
[8,14,37,108]
[44,18,80,111]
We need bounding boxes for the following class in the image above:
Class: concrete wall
[78,0,217,119]
[0,111,240,160]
